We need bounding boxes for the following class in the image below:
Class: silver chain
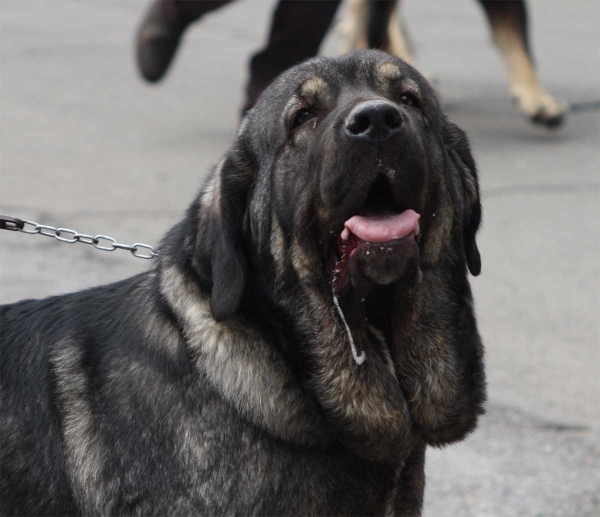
[0,216,158,260]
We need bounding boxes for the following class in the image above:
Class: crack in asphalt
[570,100,600,113]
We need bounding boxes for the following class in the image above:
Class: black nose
[345,100,403,143]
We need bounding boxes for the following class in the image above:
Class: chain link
[0,215,158,260]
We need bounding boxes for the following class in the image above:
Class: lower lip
[330,232,419,295]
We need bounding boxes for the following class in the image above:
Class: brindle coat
[1,51,485,516]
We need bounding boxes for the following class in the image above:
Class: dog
[1,51,486,516]
[137,0,567,127]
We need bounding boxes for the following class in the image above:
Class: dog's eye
[291,109,316,129]
[400,93,420,108]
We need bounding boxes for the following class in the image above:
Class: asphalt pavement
[1,1,598,515]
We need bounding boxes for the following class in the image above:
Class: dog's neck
[157,250,334,448]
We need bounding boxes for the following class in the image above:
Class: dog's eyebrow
[283,77,329,123]
[299,77,328,99]
[401,78,420,93]
[378,62,402,81]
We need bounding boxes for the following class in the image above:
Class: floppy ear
[196,146,254,321]
[445,122,482,276]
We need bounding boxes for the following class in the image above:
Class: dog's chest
[171,421,398,516]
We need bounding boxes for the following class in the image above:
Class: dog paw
[512,86,569,129]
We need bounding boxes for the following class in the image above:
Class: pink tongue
[341,209,420,242]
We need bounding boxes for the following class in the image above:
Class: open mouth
[328,180,421,296]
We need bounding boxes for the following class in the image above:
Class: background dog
[342,0,568,127]
[137,0,568,126]
[1,51,485,516]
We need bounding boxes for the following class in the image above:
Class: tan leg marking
[492,23,568,127]
[339,0,369,51]
[386,11,416,65]
[340,0,414,62]
[340,0,433,83]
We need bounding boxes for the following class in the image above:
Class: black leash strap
[0,215,24,232]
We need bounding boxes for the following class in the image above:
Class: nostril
[347,113,371,135]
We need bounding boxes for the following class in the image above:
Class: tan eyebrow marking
[400,78,424,105]
[378,62,402,81]
[299,77,328,98]
[402,78,420,94]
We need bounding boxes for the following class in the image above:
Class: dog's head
[188,51,484,461]
[199,51,480,317]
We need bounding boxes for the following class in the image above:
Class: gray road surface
[1,1,598,515]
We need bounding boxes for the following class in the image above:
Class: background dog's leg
[243,0,342,113]
[341,0,433,81]
[365,0,398,51]
[386,8,417,67]
[478,0,568,128]
[343,0,407,57]
[386,6,438,86]
[137,0,234,83]
[340,0,370,51]
[366,0,417,69]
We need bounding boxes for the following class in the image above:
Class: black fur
[1,51,485,516]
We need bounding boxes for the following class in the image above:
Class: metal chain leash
[0,215,158,260]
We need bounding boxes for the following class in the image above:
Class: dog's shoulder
[1,272,155,353]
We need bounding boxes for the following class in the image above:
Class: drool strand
[332,289,366,366]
